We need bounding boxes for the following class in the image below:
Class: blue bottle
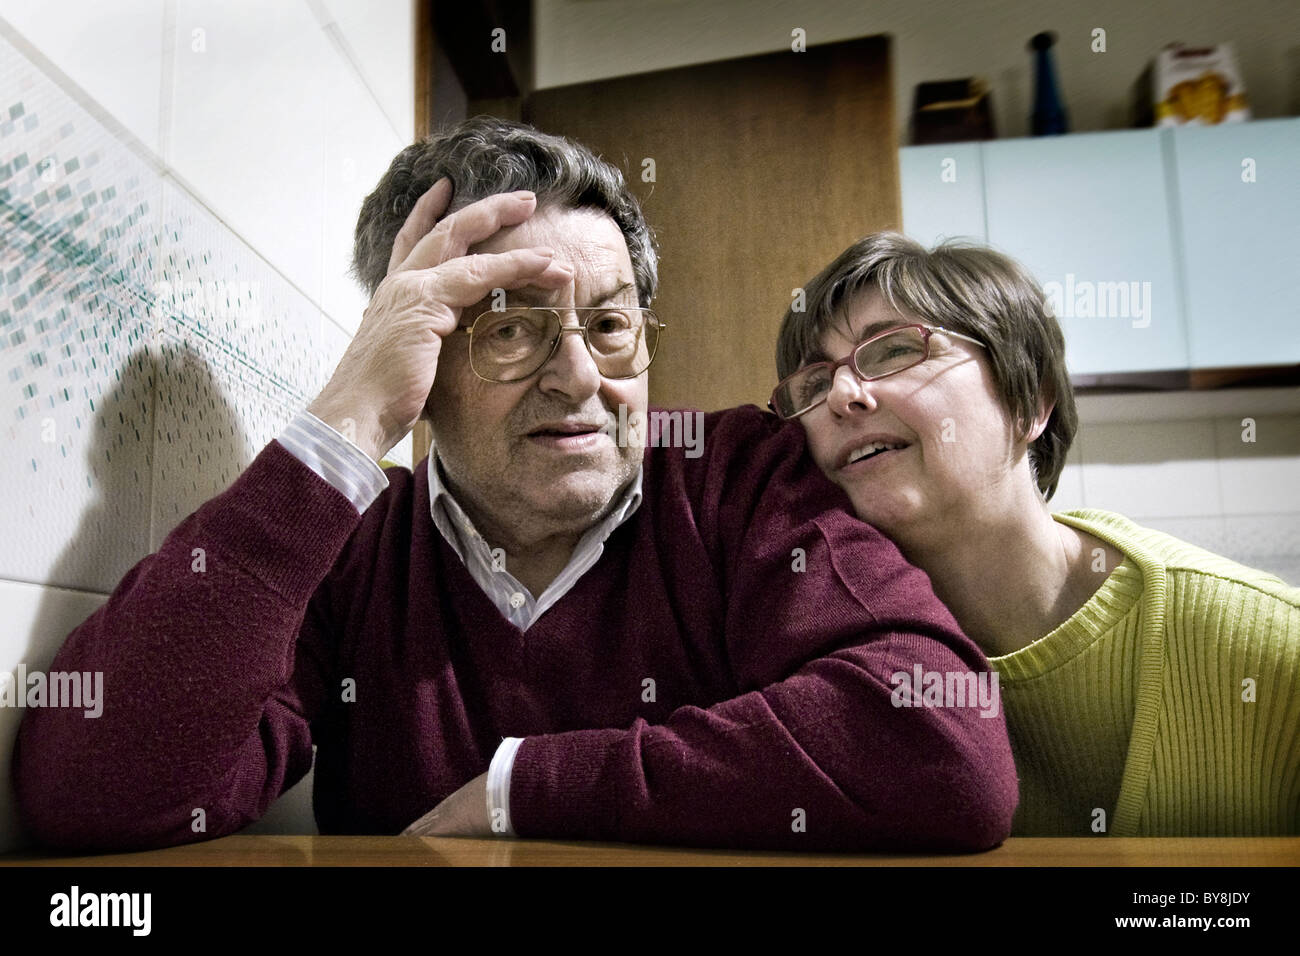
[1029,31,1069,135]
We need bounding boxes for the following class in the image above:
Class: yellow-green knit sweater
[988,509,1300,836]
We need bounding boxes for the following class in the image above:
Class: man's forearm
[501,469,1019,851]
[505,633,1017,851]
[305,396,396,466]
[279,409,390,511]
[13,439,363,850]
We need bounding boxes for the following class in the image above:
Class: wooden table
[4,835,1298,866]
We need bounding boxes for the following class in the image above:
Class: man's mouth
[844,439,910,467]
[524,420,612,453]
[527,421,605,438]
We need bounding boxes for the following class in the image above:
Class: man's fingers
[398,190,539,273]
[387,178,453,274]
[401,808,440,835]
[419,248,572,311]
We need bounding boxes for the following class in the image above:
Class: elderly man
[15,118,1016,851]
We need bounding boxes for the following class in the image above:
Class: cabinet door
[983,130,1188,376]
[900,144,987,247]
[1171,118,1300,369]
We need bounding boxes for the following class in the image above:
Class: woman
[771,232,1300,836]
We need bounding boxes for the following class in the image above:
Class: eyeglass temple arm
[933,326,986,349]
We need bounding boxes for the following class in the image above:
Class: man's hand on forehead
[388,179,567,285]
[307,180,573,463]
[386,177,453,274]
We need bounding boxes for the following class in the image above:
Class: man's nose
[824,364,878,417]
[538,321,602,399]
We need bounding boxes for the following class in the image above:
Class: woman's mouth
[844,440,910,469]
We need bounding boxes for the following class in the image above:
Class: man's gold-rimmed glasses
[458,307,664,383]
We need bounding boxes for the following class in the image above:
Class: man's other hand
[401,772,494,837]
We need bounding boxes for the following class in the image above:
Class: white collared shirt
[424,446,644,631]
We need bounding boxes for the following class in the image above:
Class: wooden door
[528,36,899,411]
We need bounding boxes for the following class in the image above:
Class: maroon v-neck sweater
[15,406,1016,851]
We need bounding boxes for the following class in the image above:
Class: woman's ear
[1024,387,1054,445]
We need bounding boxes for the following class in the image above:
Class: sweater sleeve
[12,440,364,851]
[278,409,390,512]
[506,408,1019,851]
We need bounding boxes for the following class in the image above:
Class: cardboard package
[911,78,996,144]
[1134,43,1251,127]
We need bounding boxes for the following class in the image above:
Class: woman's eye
[800,373,831,402]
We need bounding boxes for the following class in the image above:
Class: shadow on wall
[4,341,317,852]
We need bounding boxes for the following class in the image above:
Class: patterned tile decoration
[0,28,341,593]
[1,31,158,594]
[148,179,324,551]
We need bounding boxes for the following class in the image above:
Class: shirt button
[509,592,525,609]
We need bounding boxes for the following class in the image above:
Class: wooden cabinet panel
[528,36,899,411]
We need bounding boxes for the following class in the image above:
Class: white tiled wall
[0,1,415,851]
[1052,394,1300,585]
[0,0,166,152]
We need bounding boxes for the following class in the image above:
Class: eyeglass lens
[775,326,928,417]
[471,308,657,381]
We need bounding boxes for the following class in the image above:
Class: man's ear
[1023,387,1054,445]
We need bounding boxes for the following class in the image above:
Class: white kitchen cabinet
[1170,118,1300,369]
[981,130,1188,376]
[899,143,987,248]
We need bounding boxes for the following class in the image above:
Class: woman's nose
[824,364,878,417]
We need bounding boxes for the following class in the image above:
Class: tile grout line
[0,13,329,319]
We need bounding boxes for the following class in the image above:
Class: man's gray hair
[352,116,658,306]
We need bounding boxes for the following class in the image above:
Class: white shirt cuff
[486,737,525,836]
[279,410,389,513]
